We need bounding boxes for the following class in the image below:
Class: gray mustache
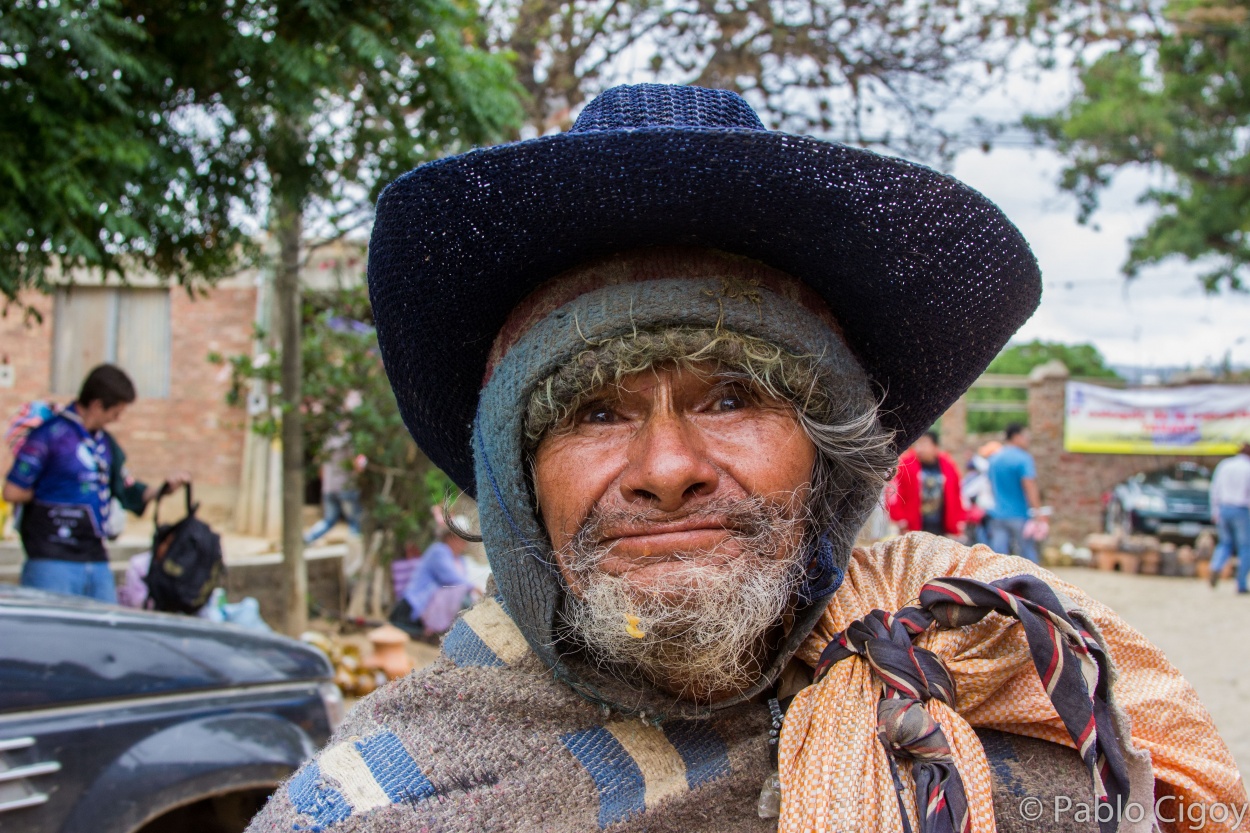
[571,494,795,550]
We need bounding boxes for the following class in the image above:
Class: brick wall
[0,294,55,430]
[938,363,1226,543]
[0,286,255,526]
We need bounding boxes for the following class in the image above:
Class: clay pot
[1084,533,1118,553]
[1159,543,1179,577]
[367,624,414,680]
[1095,550,1139,573]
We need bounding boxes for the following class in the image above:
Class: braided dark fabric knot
[814,608,968,833]
[877,698,969,833]
[815,608,956,706]
[810,574,1134,833]
[877,698,952,763]
[927,601,992,630]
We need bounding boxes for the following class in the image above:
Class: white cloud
[951,146,1250,368]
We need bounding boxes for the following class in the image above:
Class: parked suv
[0,585,342,833]
[1104,462,1215,542]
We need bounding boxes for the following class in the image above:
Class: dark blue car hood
[0,585,331,712]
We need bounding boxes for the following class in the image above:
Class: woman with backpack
[2,364,190,602]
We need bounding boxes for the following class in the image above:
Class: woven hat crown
[369,83,1040,496]
[570,84,766,133]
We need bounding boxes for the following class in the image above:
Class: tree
[967,339,1121,433]
[0,0,251,303]
[1030,0,1250,291]
[986,340,1121,378]
[144,0,519,635]
[4,0,521,633]
[215,286,455,620]
[488,0,1034,159]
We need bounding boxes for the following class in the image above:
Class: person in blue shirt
[389,515,480,639]
[985,422,1042,563]
[2,364,190,601]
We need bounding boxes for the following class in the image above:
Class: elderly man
[248,86,1246,833]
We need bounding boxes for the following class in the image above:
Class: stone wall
[224,552,344,625]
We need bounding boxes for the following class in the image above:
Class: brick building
[0,276,257,526]
[0,242,366,532]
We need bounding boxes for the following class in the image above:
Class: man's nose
[619,412,719,511]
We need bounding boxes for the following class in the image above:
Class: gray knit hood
[471,249,881,719]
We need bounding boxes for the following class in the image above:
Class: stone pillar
[939,394,969,460]
[1028,360,1070,537]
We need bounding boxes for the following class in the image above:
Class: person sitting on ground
[389,513,480,639]
[887,429,965,538]
[247,84,1245,833]
[3,364,190,602]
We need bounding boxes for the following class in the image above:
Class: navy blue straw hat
[369,84,1041,496]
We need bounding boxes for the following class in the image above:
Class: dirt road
[1055,568,1250,787]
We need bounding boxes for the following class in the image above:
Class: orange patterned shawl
[778,534,1248,833]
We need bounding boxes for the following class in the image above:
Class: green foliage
[153,0,524,220]
[966,340,1120,433]
[986,340,1121,378]
[0,0,252,301]
[2,0,522,300]
[214,285,450,557]
[1030,0,1250,291]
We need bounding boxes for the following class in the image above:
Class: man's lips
[597,520,739,561]
[600,518,737,539]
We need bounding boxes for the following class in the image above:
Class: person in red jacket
[887,430,965,537]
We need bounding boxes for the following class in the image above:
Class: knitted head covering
[369,84,1041,495]
[367,83,1042,715]
[473,248,883,716]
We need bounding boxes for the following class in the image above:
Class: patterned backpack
[4,400,58,454]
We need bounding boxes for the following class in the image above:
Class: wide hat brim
[369,127,1041,496]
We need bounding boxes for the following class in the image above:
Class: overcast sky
[897,43,1250,372]
[948,145,1250,370]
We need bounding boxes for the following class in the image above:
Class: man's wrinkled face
[532,362,817,701]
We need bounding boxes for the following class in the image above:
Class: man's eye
[709,388,751,411]
[580,405,619,424]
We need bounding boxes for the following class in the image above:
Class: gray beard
[556,496,808,703]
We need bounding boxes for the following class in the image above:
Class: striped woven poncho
[246,534,1247,833]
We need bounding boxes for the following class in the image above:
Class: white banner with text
[1064,381,1250,454]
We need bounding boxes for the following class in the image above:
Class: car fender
[60,712,318,833]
